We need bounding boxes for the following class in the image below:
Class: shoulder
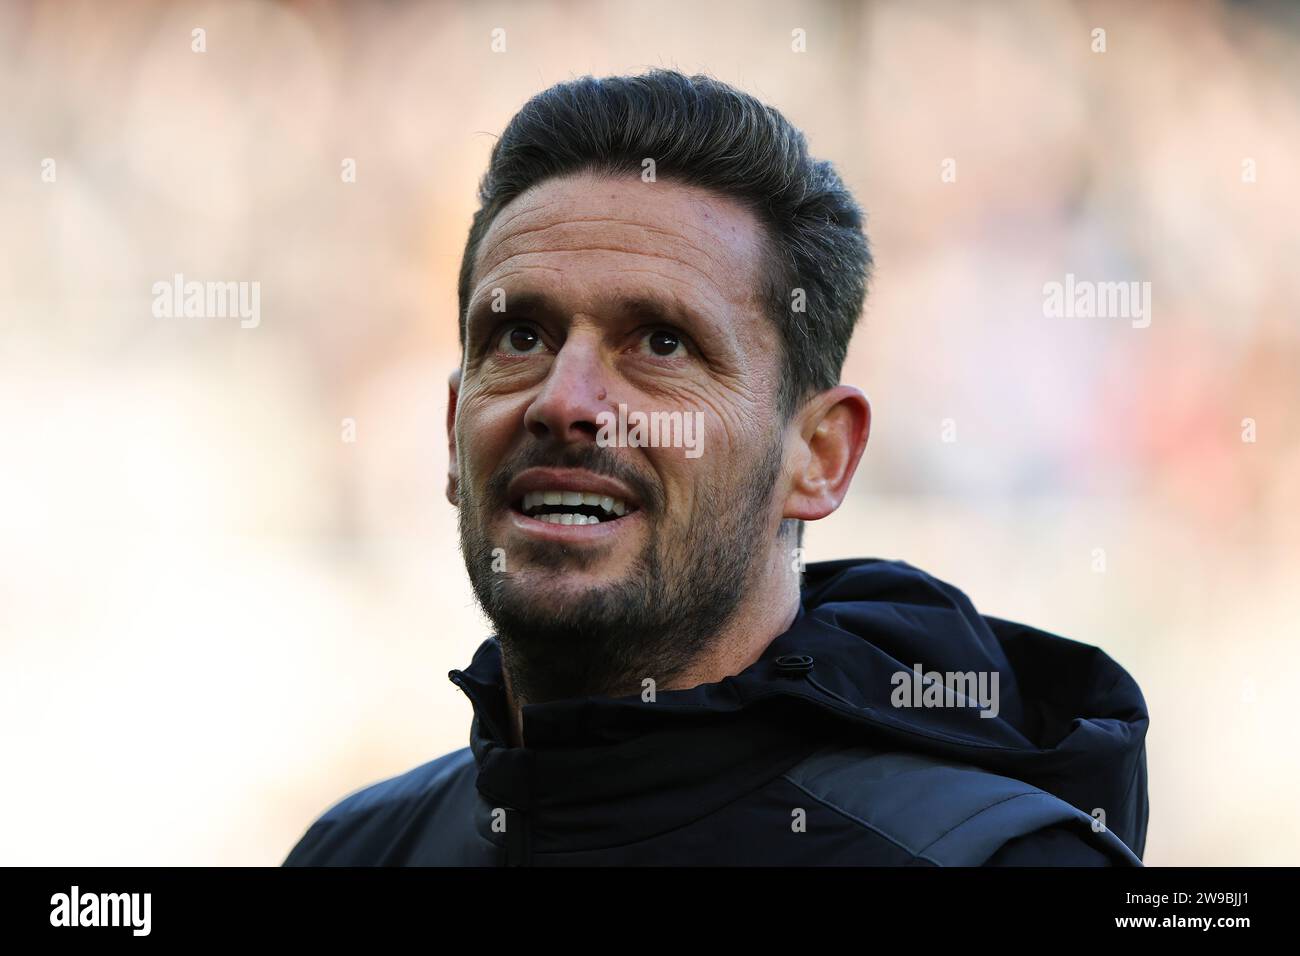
[982,825,1115,866]
[781,743,1139,866]
[312,747,475,823]
[282,747,476,866]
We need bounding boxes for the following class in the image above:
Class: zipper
[450,668,535,866]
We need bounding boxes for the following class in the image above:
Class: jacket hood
[448,557,1149,857]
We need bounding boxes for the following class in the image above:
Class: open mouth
[514,490,639,526]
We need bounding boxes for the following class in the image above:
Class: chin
[504,565,629,604]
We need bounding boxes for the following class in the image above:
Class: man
[284,70,1148,866]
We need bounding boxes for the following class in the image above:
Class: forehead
[468,170,770,319]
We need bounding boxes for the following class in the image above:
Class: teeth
[537,513,600,525]
[519,489,632,519]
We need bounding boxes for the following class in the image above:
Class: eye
[498,323,546,356]
[640,329,684,358]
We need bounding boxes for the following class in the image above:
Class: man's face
[451,170,791,700]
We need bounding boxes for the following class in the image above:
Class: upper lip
[506,468,642,510]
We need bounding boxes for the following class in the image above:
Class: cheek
[647,446,721,526]
[650,381,766,459]
[457,392,524,482]
[643,399,774,487]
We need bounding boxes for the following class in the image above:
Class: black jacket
[283,558,1149,866]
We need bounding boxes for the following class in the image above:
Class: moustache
[483,442,664,515]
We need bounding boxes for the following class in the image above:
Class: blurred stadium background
[1,0,1297,864]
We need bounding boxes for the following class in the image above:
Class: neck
[501,546,801,748]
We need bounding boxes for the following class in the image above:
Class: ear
[446,366,462,507]
[782,385,871,522]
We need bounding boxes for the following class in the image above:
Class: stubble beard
[457,436,786,706]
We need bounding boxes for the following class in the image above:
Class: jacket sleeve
[982,824,1115,866]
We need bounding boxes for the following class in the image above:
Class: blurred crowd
[1,0,1296,864]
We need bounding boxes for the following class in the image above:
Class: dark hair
[458,69,871,417]
[457,69,872,552]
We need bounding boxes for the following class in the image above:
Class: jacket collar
[443,557,1150,856]
[448,599,833,756]
[446,589,1034,765]
[444,603,851,851]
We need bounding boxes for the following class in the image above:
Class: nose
[522,331,610,444]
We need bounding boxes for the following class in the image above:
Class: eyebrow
[467,289,707,332]
[469,290,558,321]
[615,293,701,327]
